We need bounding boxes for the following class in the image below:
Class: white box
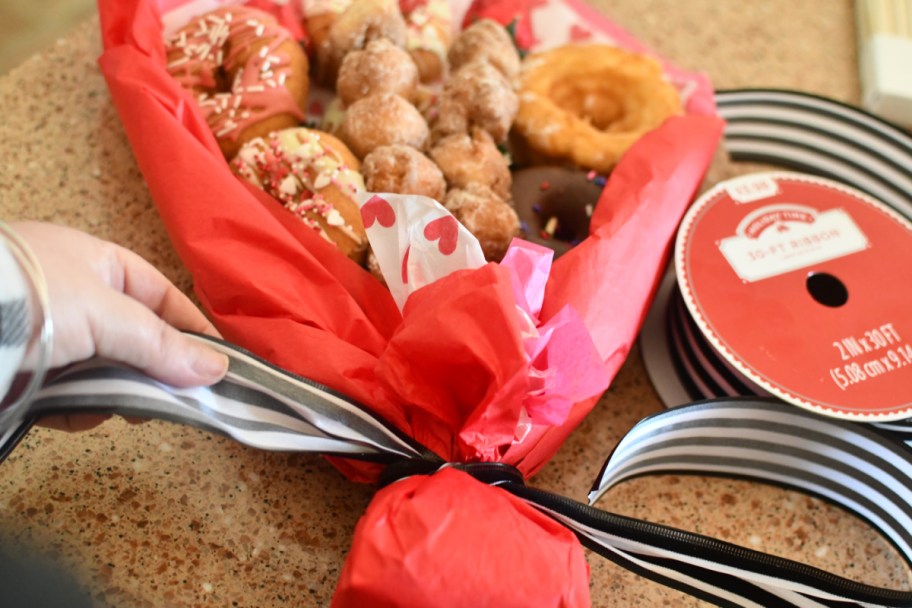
[856,0,912,128]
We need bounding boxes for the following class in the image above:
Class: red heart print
[569,24,592,41]
[423,216,458,255]
[308,100,325,116]
[361,195,396,228]
[401,245,410,284]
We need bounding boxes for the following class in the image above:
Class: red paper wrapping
[97,0,723,603]
[333,468,591,607]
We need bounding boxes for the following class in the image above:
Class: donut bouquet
[97,0,722,604]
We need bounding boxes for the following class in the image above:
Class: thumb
[89,291,229,387]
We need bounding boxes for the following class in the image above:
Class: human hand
[9,222,229,431]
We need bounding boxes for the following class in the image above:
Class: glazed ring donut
[166,7,310,160]
[231,128,369,263]
[513,44,682,173]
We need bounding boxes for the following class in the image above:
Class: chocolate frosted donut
[510,166,605,257]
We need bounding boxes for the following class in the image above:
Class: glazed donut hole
[362,144,446,201]
[447,18,521,81]
[433,59,518,143]
[444,183,519,262]
[429,128,511,200]
[336,38,419,106]
[318,0,408,84]
[409,47,446,85]
[339,92,430,158]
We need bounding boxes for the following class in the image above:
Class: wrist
[0,222,53,426]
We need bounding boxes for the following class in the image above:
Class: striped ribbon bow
[9,334,910,608]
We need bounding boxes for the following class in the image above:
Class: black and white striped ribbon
[593,400,912,555]
[715,89,912,220]
[24,335,432,463]
[662,278,912,449]
[519,398,912,608]
[5,339,912,605]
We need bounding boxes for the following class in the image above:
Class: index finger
[111,245,221,338]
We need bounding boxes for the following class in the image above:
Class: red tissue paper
[333,467,591,608]
[96,0,723,603]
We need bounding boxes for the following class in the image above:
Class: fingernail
[193,350,229,383]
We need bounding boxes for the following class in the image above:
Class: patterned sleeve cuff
[0,236,31,399]
[0,223,52,414]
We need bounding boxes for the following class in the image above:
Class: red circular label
[676,172,912,420]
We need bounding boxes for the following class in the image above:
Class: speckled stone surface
[0,2,909,607]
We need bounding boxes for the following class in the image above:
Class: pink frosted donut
[166,6,310,159]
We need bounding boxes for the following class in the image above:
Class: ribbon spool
[677,172,912,420]
[643,89,912,421]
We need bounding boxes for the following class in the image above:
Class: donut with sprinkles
[231,128,369,263]
[166,7,310,159]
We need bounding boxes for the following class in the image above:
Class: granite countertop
[0,1,908,606]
